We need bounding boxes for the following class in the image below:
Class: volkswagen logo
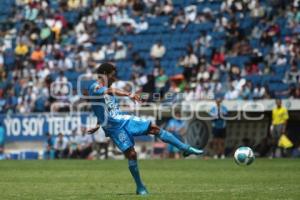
[186,120,209,149]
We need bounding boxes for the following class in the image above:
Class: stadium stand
[0,0,300,114]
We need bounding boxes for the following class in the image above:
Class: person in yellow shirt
[15,42,29,56]
[68,0,81,9]
[271,99,289,158]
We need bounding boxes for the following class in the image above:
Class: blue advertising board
[0,113,97,142]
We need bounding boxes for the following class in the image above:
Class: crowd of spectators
[44,127,110,160]
[0,0,300,114]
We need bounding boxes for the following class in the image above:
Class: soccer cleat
[136,186,149,195]
[183,146,204,157]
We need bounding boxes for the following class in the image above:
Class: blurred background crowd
[0,0,300,114]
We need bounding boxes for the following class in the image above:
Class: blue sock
[128,160,144,189]
[158,129,189,151]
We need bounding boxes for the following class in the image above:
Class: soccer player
[86,63,203,195]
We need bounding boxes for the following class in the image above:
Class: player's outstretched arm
[105,88,142,103]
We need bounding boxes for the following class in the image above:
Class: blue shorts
[212,128,226,139]
[104,116,151,152]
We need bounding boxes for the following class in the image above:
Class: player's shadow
[117,192,155,196]
[116,193,136,196]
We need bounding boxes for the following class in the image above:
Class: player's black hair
[96,63,116,75]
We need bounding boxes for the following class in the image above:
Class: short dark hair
[96,63,116,75]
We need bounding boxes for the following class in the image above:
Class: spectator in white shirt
[273,41,287,56]
[253,85,266,99]
[107,38,127,60]
[114,44,127,60]
[249,1,265,18]
[78,132,93,159]
[284,64,300,84]
[182,85,195,101]
[276,54,287,66]
[184,5,197,22]
[92,46,106,62]
[197,66,210,81]
[54,133,69,159]
[77,31,90,45]
[68,131,81,158]
[150,40,166,59]
[162,0,173,15]
[93,127,110,159]
[134,16,149,33]
[53,71,69,97]
[181,46,198,81]
[224,84,239,100]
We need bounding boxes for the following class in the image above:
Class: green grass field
[0,159,299,200]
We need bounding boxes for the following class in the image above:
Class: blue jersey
[0,126,4,146]
[166,119,185,135]
[88,81,127,129]
[209,105,228,129]
[88,81,151,152]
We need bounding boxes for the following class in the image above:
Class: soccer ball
[234,147,255,166]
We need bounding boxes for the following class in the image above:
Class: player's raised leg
[149,124,203,157]
[124,147,148,195]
